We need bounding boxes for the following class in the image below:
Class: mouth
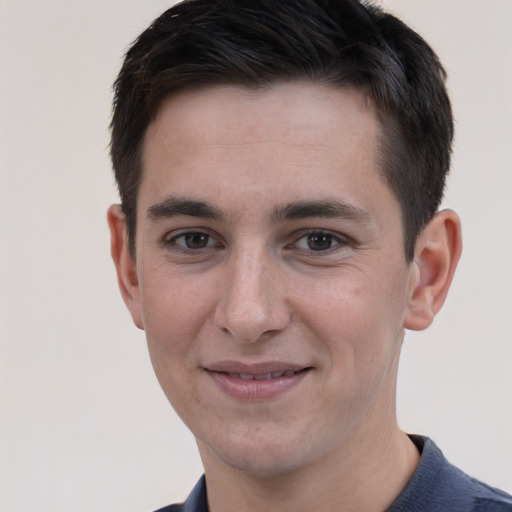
[204,363,312,401]
[217,368,308,380]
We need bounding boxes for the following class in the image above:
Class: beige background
[1,1,511,511]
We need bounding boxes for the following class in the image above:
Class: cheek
[141,265,211,333]
[296,268,406,365]
[139,270,216,387]
[140,276,212,424]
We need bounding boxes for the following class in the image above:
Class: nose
[214,246,291,343]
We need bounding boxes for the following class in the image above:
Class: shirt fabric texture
[153,435,512,512]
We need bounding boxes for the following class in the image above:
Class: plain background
[1,1,511,511]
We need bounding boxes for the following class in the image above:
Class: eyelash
[164,230,223,252]
[289,230,349,254]
[163,229,349,255]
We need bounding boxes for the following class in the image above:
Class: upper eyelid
[164,227,218,240]
[290,228,349,243]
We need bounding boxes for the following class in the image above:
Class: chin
[199,428,324,478]
[221,449,310,478]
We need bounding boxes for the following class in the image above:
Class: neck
[200,424,420,512]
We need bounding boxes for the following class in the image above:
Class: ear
[107,204,144,330]
[404,209,462,331]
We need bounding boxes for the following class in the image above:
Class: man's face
[128,83,418,476]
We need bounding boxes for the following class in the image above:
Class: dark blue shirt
[154,436,512,512]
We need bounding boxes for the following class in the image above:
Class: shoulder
[470,478,512,512]
[388,435,512,512]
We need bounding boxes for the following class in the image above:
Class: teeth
[227,370,297,380]
[254,373,272,380]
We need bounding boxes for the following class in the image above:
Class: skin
[108,82,462,511]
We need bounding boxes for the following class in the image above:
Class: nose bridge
[214,240,289,343]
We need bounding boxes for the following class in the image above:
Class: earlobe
[107,205,144,330]
[404,209,462,331]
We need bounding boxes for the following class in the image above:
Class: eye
[166,230,220,250]
[294,230,346,252]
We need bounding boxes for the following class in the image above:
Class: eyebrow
[271,200,372,223]
[146,196,372,224]
[146,197,224,221]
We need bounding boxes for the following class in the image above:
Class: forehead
[145,82,378,154]
[139,82,394,221]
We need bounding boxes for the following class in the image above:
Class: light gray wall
[1,1,511,511]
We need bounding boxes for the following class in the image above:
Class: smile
[205,365,312,401]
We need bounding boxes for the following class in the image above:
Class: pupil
[185,232,209,249]
[307,233,332,251]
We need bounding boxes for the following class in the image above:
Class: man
[107,0,512,510]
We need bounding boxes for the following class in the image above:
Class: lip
[204,361,312,401]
